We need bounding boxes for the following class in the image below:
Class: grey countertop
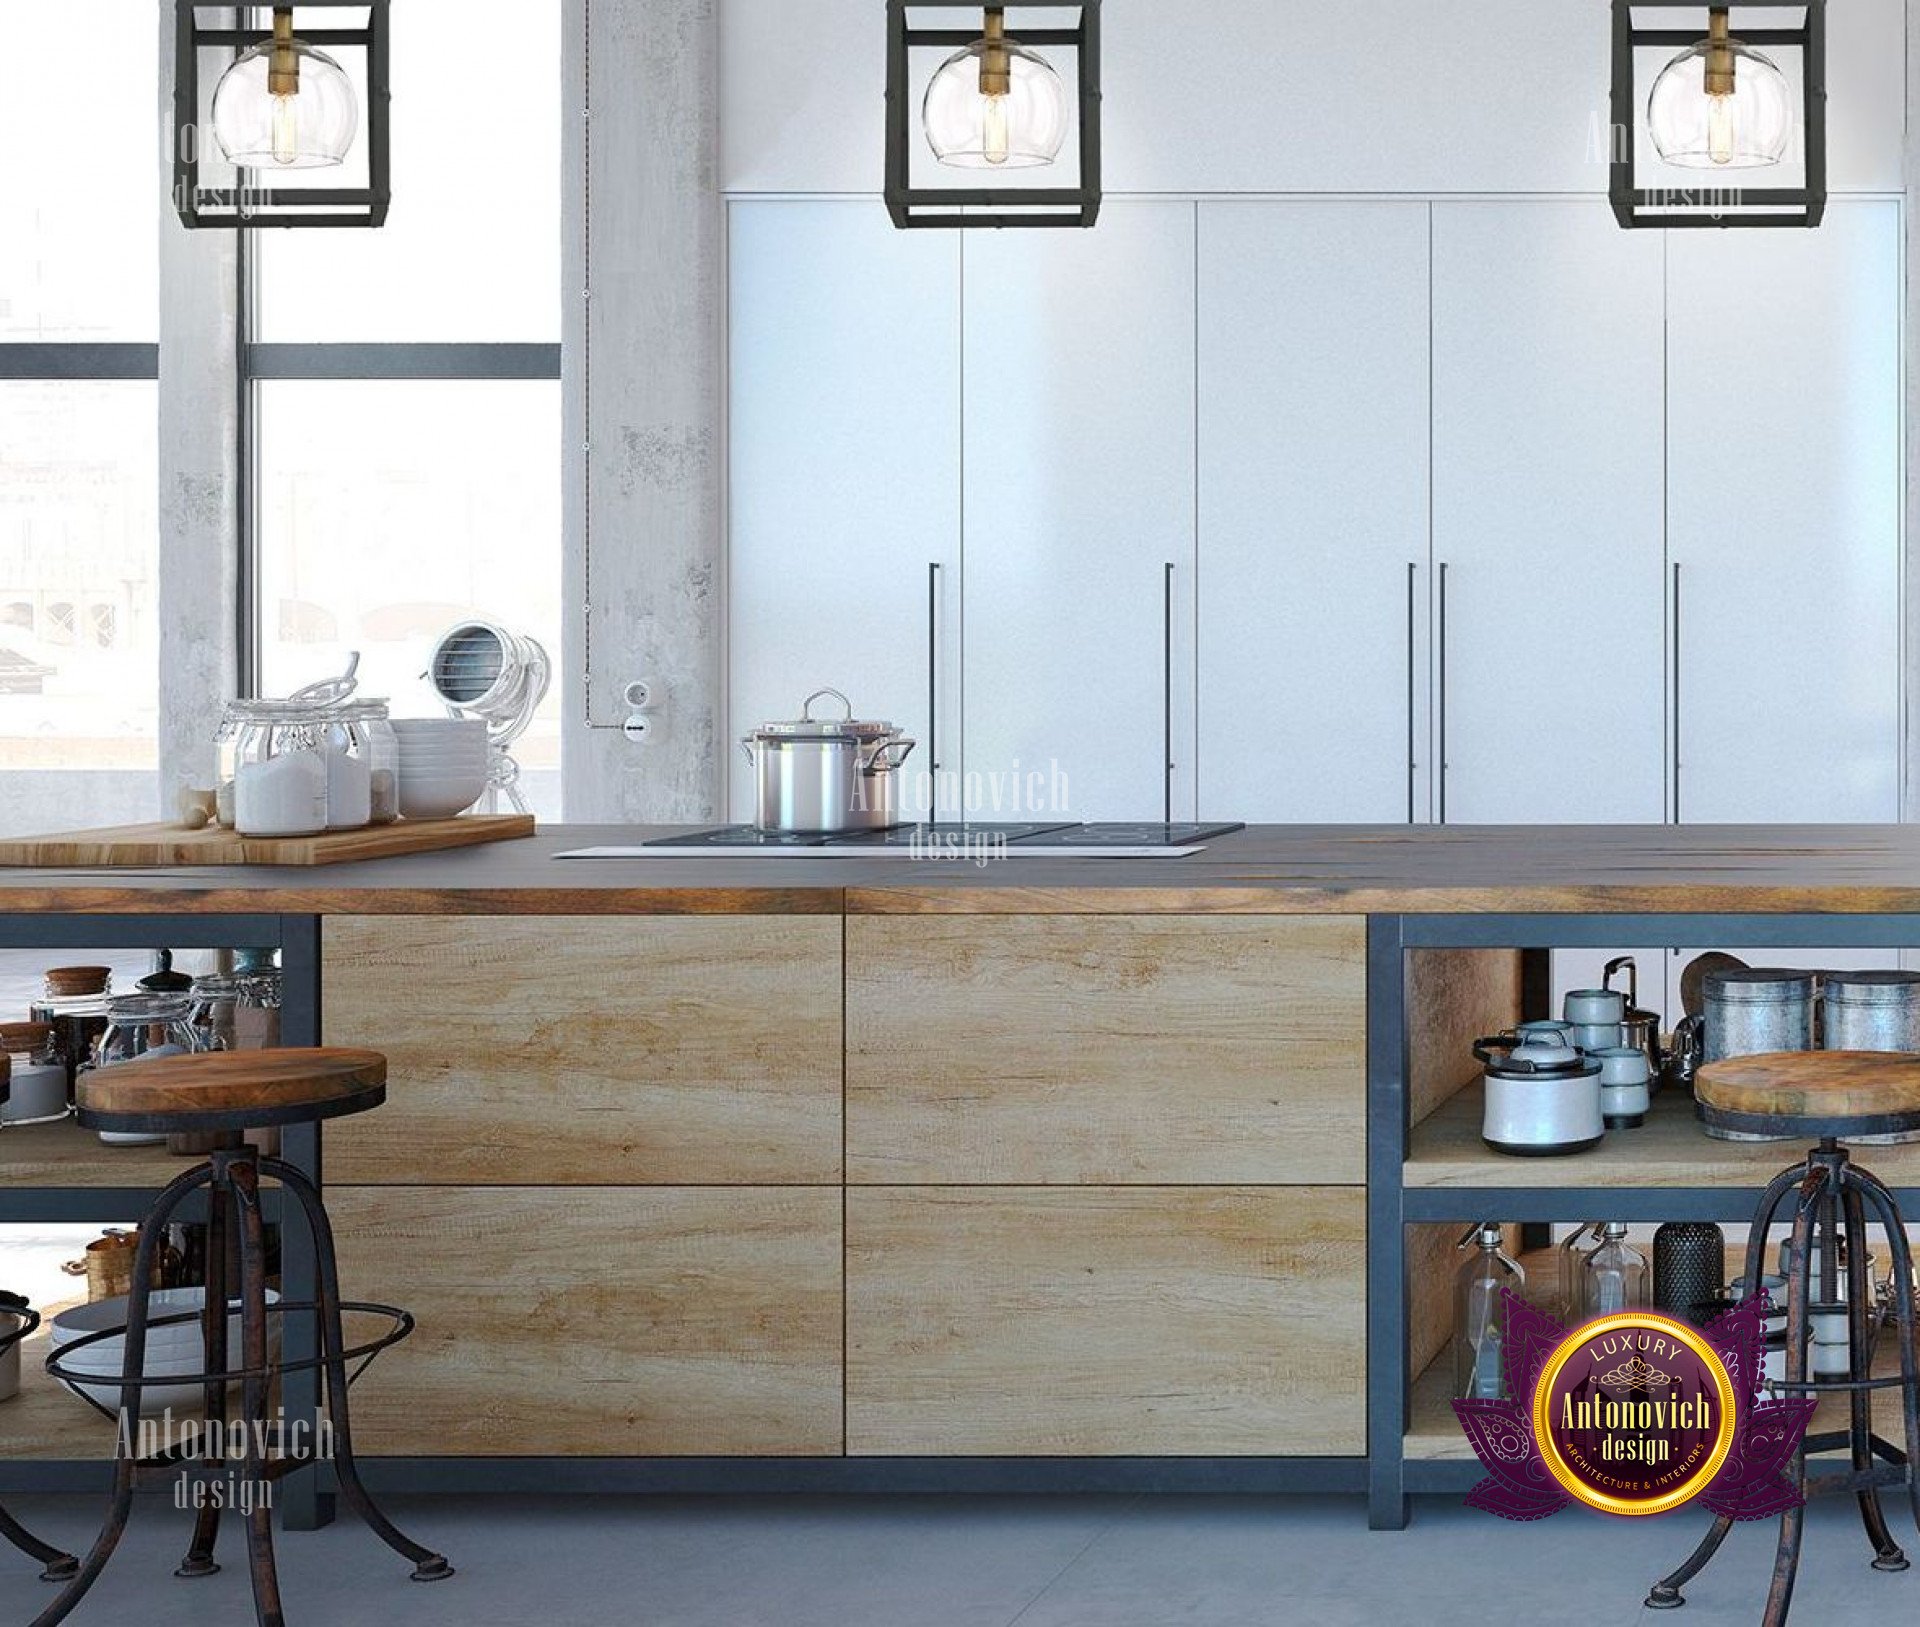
[4,823,1920,914]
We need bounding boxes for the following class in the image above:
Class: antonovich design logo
[1453,1293,1814,1521]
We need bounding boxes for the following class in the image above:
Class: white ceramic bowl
[391,718,488,744]
[51,1287,281,1416]
[397,774,487,820]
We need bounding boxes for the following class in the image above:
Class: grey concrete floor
[3,1492,1911,1626]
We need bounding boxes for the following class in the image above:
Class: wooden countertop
[3,823,1920,915]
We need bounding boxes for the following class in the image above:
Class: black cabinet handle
[927,562,942,774]
[1407,561,1418,824]
[1163,562,1176,825]
[1437,560,1450,825]
[1671,561,1682,824]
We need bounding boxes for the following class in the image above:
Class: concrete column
[563,0,726,821]
[156,5,241,811]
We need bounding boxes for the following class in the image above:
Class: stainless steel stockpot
[740,689,916,833]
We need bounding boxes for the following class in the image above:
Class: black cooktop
[645,821,1243,850]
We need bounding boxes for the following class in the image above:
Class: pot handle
[0,1304,39,1357]
[1603,956,1638,1009]
[862,738,917,774]
[801,688,854,723]
[1472,1035,1518,1069]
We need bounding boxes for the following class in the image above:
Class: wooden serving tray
[0,815,535,868]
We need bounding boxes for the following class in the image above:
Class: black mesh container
[1654,1222,1727,1327]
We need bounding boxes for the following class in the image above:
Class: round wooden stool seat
[76,1046,386,1135]
[1697,1050,1920,1143]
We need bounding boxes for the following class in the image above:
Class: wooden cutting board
[0,815,535,868]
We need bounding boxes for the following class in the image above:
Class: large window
[248,0,563,817]
[0,2,158,838]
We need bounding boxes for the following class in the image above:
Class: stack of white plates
[51,1287,282,1416]
[391,718,490,819]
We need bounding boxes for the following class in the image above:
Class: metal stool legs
[0,1505,78,1583]
[1646,1140,1920,1622]
[262,1155,451,1582]
[31,1145,449,1627]
[31,1161,213,1627]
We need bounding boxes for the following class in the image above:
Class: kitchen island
[7,823,1920,1530]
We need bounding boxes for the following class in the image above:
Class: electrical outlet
[622,678,657,711]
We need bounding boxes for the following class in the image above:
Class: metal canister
[1702,968,1816,1062]
[1821,970,1920,1053]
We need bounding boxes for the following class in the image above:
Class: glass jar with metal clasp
[83,993,203,1148]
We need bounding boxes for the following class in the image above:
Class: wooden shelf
[0,1117,188,1192]
[0,1117,188,1191]
[1406,1085,1920,1190]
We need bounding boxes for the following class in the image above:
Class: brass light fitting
[1703,6,1735,99]
[268,6,300,98]
[978,7,1011,98]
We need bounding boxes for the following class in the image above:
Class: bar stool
[1646,1051,1920,1624]
[2,1300,78,1583]
[32,1047,451,1627]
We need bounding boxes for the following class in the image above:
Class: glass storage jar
[219,700,330,837]
[344,700,398,825]
[0,1022,70,1125]
[187,973,242,1053]
[30,966,112,1092]
[84,993,202,1147]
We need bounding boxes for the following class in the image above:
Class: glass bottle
[1581,1222,1651,1319]
[1557,1221,1602,1322]
[1455,1223,1527,1401]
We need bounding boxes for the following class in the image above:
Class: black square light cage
[1610,0,1825,228]
[173,1,390,229]
[886,0,1101,228]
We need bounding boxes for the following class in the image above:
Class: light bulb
[1706,94,1736,165]
[270,92,300,166]
[982,95,1010,165]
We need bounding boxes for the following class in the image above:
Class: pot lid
[1478,1034,1599,1078]
[751,688,899,741]
[1703,967,1817,1002]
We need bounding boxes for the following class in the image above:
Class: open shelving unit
[1370,910,1920,1528]
[0,913,323,1524]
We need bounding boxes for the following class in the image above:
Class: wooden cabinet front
[846,915,1366,1184]
[322,916,842,1185]
[846,1186,1365,1456]
[327,1187,843,1456]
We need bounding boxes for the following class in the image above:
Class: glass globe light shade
[922,37,1068,169]
[211,38,359,169]
[1647,38,1792,169]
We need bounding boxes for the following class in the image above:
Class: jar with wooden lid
[0,1022,69,1125]
[29,965,112,1091]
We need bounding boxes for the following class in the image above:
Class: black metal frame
[173,2,392,229]
[884,0,1101,229]
[1609,0,1826,228]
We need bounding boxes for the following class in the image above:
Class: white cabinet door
[727,202,962,821]
[1195,202,1431,823]
[961,202,1197,823]
[1431,203,1668,824]
[1667,201,1901,824]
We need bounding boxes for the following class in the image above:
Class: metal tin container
[1703,968,1817,1063]
[1475,1034,1604,1157]
[1822,970,1920,1054]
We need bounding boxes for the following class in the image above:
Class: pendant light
[172,1,391,229]
[1646,8,1791,170]
[885,0,1101,229]
[211,8,359,170]
[1608,0,1824,228]
[922,8,1068,170]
